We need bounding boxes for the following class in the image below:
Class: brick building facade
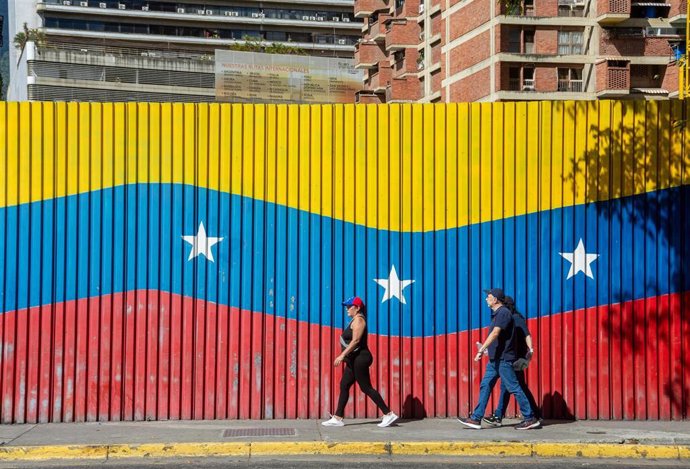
[354,0,687,102]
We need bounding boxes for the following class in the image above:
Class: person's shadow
[400,394,427,421]
[540,391,575,425]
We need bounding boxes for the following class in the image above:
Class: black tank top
[340,314,368,356]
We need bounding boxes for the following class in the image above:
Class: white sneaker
[321,416,345,427]
[377,412,399,428]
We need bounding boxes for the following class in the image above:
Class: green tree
[13,23,46,51]
[228,36,307,55]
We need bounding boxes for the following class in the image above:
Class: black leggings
[335,350,391,417]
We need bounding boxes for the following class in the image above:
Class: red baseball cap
[342,296,364,308]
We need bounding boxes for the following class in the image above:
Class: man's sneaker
[377,412,399,428]
[515,417,541,430]
[457,417,482,429]
[321,415,345,427]
[482,415,502,427]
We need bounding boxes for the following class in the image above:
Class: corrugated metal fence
[0,101,688,423]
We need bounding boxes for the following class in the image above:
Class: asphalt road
[2,457,689,469]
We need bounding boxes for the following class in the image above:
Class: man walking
[458,288,540,430]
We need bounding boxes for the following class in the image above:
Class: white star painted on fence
[182,222,224,263]
[373,265,415,304]
[559,239,600,280]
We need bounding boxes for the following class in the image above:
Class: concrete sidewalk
[0,418,689,461]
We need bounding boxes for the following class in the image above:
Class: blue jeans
[494,369,540,419]
[470,360,533,421]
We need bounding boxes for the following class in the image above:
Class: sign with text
[215,50,362,104]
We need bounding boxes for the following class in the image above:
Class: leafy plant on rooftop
[13,23,46,51]
[228,36,307,55]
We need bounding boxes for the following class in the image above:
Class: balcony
[507,77,536,91]
[596,60,630,95]
[39,1,362,30]
[365,14,391,41]
[385,76,421,102]
[557,79,584,92]
[597,0,630,24]
[355,0,389,18]
[366,64,392,91]
[500,1,535,16]
[355,91,385,104]
[391,52,420,77]
[355,41,386,68]
[600,30,677,58]
[558,0,586,17]
[385,19,420,51]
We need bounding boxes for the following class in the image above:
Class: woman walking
[322,296,399,428]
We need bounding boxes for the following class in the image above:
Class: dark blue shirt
[487,305,516,361]
[512,311,531,359]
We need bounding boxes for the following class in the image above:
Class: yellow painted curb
[532,443,681,459]
[391,441,532,456]
[251,442,389,455]
[0,441,688,461]
[107,442,250,459]
[0,445,108,461]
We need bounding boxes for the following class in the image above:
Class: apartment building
[8,0,362,101]
[354,0,687,102]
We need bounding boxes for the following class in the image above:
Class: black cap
[484,288,506,302]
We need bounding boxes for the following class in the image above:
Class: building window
[524,30,535,54]
[523,67,535,90]
[558,30,583,55]
[523,0,534,15]
[557,68,583,92]
[558,1,585,17]
[631,4,670,19]
[393,50,405,70]
[507,29,521,53]
[395,0,405,10]
[508,67,535,91]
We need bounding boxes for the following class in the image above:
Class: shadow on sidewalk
[401,395,427,420]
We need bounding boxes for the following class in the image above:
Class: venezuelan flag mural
[0,101,689,423]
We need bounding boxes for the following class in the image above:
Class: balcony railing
[43,0,361,25]
[355,0,389,18]
[355,42,386,66]
[597,0,630,22]
[503,2,535,16]
[507,78,535,91]
[557,79,583,92]
[385,77,420,101]
[607,67,630,89]
[385,19,420,51]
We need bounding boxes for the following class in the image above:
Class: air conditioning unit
[316,16,325,21]
[337,38,347,44]
[309,16,317,20]
[197,9,205,14]
[332,16,340,21]
[62,0,72,5]
[118,3,125,9]
[177,7,185,13]
[99,1,106,7]
[251,12,260,17]
[205,9,213,15]
[79,1,88,6]
[142,5,149,11]
[342,17,350,22]
[224,10,232,15]
[302,15,310,20]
